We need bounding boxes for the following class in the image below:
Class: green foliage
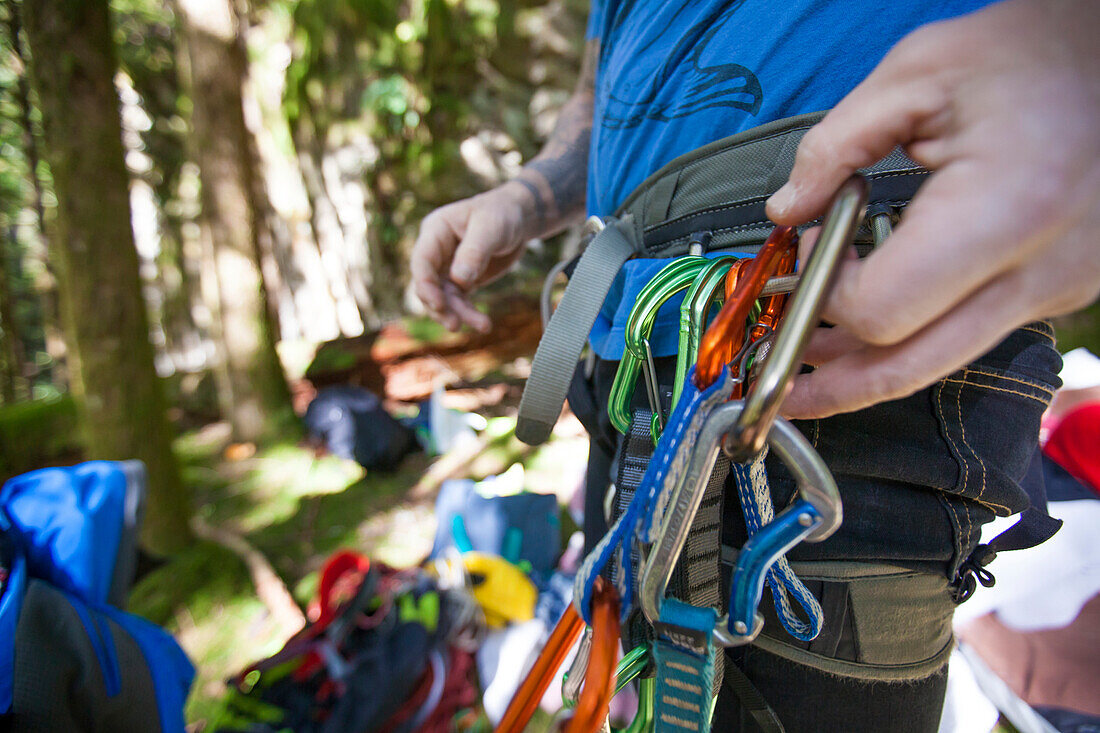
[279,0,584,317]
[0,394,80,480]
[1053,300,1100,355]
[403,314,447,343]
[303,342,357,379]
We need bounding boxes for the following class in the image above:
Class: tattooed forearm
[513,39,599,235]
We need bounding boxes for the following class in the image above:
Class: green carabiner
[607,256,709,436]
[615,645,653,733]
[617,677,655,733]
[672,257,736,409]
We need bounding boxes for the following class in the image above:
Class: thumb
[767,40,951,224]
[448,211,508,289]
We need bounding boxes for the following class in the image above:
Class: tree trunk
[290,111,367,336]
[8,2,56,393]
[176,0,294,442]
[22,0,191,553]
[0,235,25,403]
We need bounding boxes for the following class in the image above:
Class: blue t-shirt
[586,0,993,359]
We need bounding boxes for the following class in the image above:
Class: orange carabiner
[751,246,797,342]
[696,226,799,389]
[494,602,585,733]
[721,259,749,398]
[564,579,621,733]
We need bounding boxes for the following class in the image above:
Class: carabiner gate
[639,396,841,644]
[608,256,709,436]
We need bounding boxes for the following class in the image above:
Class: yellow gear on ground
[449,551,537,628]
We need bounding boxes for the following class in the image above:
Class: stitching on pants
[1019,324,1055,342]
[952,368,1055,398]
[953,379,974,553]
[935,383,967,568]
[959,369,989,510]
[940,378,1051,407]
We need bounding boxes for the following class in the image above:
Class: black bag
[304,386,417,470]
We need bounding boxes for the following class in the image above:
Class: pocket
[753,561,955,682]
[931,322,1061,516]
[930,323,1062,574]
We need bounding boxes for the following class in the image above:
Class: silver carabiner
[561,627,593,707]
[725,175,869,462]
[639,400,841,645]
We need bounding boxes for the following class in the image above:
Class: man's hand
[767,0,1100,420]
[411,181,539,333]
[411,40,598,332]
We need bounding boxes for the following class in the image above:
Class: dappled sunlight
[153,402,586,723]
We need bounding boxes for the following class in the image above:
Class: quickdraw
[495,175,868,733]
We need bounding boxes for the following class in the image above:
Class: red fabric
[376,647,479,733]
[312,550,372,626]
[1043,402,1100,495]
[415,648,478,733]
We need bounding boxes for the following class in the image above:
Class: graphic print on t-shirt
[595,0,762,130]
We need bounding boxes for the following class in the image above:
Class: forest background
[0,0,1097,725]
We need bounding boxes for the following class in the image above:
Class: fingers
[816,164,1027,346]
[442,282,491,333]
[780,267,1030,419]
[800,327,863,367]
[411,208,463,317]
[412,188,535,332]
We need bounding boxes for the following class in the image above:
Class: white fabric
[938,647,1000,733]
[953,499,1100,631]
[1058,348,1100,390]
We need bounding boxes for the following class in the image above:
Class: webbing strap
[617,413,728,695]
[721,659,786,733]
[517,220,638,445]
[654,599,717,733]
[731,453,823,641]
[610,410,655,595]
[574,368,731,623]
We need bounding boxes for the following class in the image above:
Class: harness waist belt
[517,110,928,445]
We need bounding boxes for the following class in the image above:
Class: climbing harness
[506,110,944,732]
[506,105,1061,731]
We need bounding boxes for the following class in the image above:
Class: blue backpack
[0,461,193,732]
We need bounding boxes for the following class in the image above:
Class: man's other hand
[411,181,539,333]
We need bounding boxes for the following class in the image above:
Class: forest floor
[128,293,591,728]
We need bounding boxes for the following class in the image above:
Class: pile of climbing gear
[496,175,871,733]
[214,551,481,733]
